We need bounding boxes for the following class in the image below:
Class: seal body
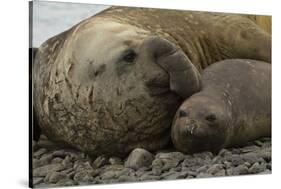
[172,59,271,154]
[33,6,271,156]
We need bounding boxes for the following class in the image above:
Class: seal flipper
[157,49,202,99]
[144,36,202,99]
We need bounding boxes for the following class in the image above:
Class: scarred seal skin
[172,59,271,154]
[33,6,271,156]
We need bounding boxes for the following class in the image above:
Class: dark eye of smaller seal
[123,50,137,63]
[179,110,189,118]
[205,114,217,122]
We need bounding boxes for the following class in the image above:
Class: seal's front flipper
[144,36,202,99]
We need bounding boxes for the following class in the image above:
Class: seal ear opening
[144,36,202,99]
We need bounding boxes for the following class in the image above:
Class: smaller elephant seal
[171,59,271,154]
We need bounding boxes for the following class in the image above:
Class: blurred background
[32,1,110,47]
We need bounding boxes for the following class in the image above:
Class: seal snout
[184,119,207,138]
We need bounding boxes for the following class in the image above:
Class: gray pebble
[73,171,94,182]
[100,171,117,180]
[125,148,154,170]
[74,161,93,172]
[249,162,267,174]
[37,139,58,150]
[163,171,189,180]
[152,158,163,175]
[214,169,226,176]
[115,167,135,177]
[33,177,44,185]
[254,140,264,147]
[109,157,122,165]
[206,164,224,175]
[156,152,185,171]
[156,152,185,161]
[39,135,48,140]
[33,154,53,169]
[140,174,161,181]
[197,165,209,173]
[227,164,249,176]
[266,162,271,170]
[118,175,138,182]
[218,149,232,157]
[33,163,65,177]
[34,148,48,159]
[259,169,271,174]
[56,178,77,186]
[33,141,39,151]
[48,172,68,183]
[242,152,265,164]
[196,172,213,178]
[241,145,260,153]
[61,155,73,168]
[224,154,244,166]
[93,155,108,168]
[51,157,63,164]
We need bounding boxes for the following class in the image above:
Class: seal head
[171,93,232,154]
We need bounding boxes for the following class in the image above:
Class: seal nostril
[179,110,188,117]
[186,124,195,135]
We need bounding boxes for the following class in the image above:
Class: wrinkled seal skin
[33,6,271,156]
[172,59,271,154]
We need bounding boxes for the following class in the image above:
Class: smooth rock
[125,148,154,170]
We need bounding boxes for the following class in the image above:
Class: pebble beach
[32,135,271,187]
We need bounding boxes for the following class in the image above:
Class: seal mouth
[145,78,173,96]
[172,118,226,154]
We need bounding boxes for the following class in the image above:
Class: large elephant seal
[33,6,271,156]
[171,59,271,154]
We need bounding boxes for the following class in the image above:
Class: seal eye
[179,110,189,118]
[123,50,137,63]
[205,114,216,122]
